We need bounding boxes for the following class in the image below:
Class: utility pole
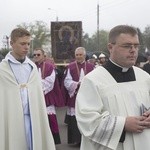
[97,2,100,51]
[6,36,9,50]
[2,35,9,50]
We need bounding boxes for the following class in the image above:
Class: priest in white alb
[75,25,150,150]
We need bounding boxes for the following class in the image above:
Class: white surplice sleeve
[64,68,79,98]
[42,69,56,95]
[75,75,125,150]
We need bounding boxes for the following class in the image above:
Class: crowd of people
[1,25,150,150]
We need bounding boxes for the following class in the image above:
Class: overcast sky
[1,0,150,48]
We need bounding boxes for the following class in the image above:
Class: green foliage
[82,33,95,51]
[17,20,50,56]
[143,25,150,51]
[82,29,109,55]
[0,48,10,57]
[136,28,145,52]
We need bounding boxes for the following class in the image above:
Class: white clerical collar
[109,59,129,72]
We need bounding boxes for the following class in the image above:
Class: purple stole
[64,61,94,107]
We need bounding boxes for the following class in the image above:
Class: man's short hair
[75,47,86,55]
[108,25,138,44]
[34,48,45,55]
[11,28,30,42]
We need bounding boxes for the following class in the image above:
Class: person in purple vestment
[33,48,62,144]
[62,47,94,146]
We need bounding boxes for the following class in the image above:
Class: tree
[82,33,95,52]
[17,20,50,56]
[82,29,109,57]
[143,25,150,51]
[0,48,9,57]
[137,28,145,52]
[98,29,109,53]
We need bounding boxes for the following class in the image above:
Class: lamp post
[47,8,58,55]
[48,8,58,21]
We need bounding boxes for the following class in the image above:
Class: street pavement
[56,107,80,150]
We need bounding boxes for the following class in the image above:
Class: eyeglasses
[33,54,41,57]
[112,43,141,50]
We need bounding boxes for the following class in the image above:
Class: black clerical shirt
[103,60,136,82]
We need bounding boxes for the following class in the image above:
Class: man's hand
[142,111,150,128]
[124,116,147,133]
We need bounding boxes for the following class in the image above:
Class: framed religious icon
[51,21,82,64]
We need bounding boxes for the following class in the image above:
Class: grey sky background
[1,0,150,48]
